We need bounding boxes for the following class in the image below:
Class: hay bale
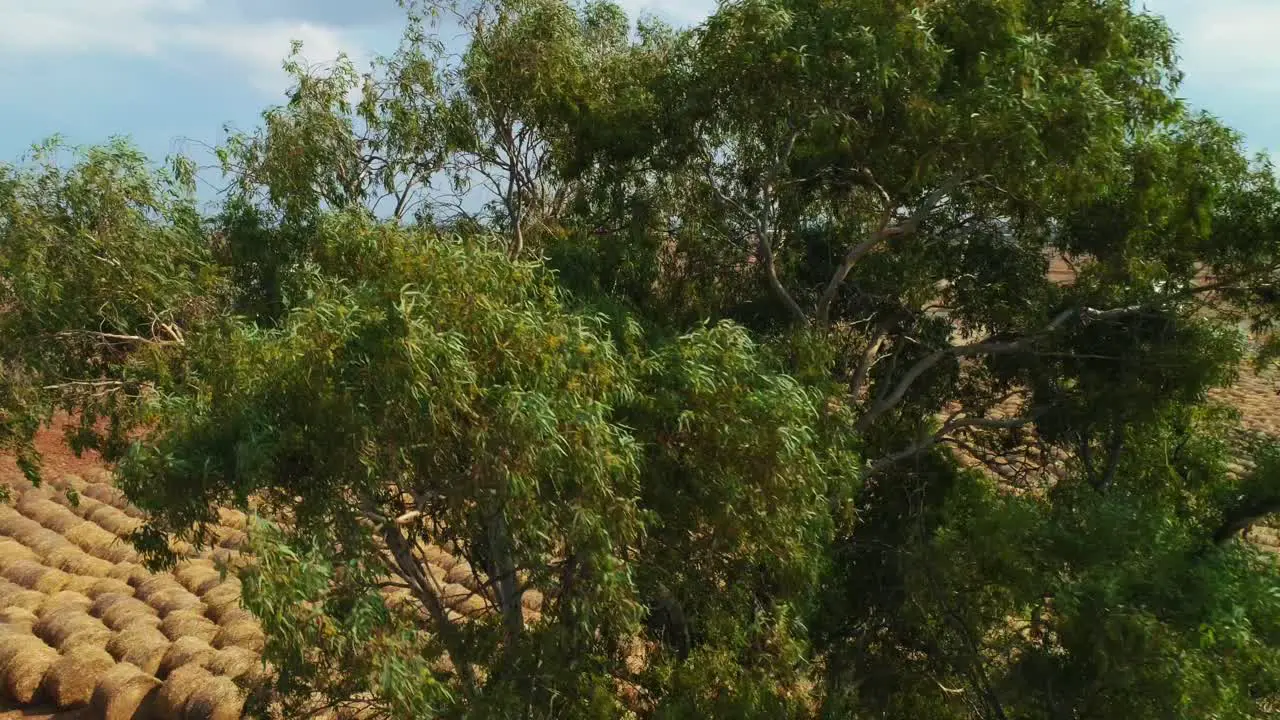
[106,562,150,586]
[174,562,221,595]
[148,587,206,616]
[200,581,241,608]
[81,483,130,510]
[212,608,255,629]
[0,632,58,703]
[36,590,93,618]
[445,560,480,590]
[86,505,141,538]
[90,661,161,720]
[42,645,116,708]
[521,588,544,612]
[161,611,219,644]
[216,508,247,532]
[22,527,76,557]
[100,543,139,565]
[211,618,264,654]
[49,489,99,517]
[85,577,134,600]
[63,573,103,595]
[45,545,114,577]
[0,505,44,540]
[184,672,245,720]
[64,521,122,556]
[205,646,260,681]
[420,543,460,571]
[52,474,87,493]
[0,538,38,569]
[107,625,171,676]
[33,608,108,649]
[0,607,37,631]
[59,624,114,653]
[158,636,216,678]
[17,496,81,533]
[3,559,71,594]
[135,574,184,603]
[0,586,46,613]
[154,664,213,718]
[94,595,160,633]
[215,529,248,551]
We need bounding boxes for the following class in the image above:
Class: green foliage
[5,0,1280,718]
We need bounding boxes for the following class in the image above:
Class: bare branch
[866,408,1047,475]
[856,305,1144,430]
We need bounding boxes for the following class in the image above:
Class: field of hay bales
[0,419,499,719]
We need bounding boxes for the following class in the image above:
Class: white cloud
[1152,1,1280,91]
[0,0,363,96]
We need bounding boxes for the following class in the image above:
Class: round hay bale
[0,586,45,613]
[42,645,116,708]
[169,540,195,559]
[191,573,229,598]
[148,588,206,616]
[0,538,39,569]
[158,636,216,678]
[4,559,71,594]
[161,611,219,644]
[174,562,220,595]
[154,664,213,718]
[81,484,129,511]
[45,545,114,577]
[33,608,108,649]
[184,672,245,720]
[205,646,260,681]
[0,628,49,662]
[211,619,264,654]
[1,644,58,704]
[100,544,139,565]
[58,624,114,653]
[63,574,103,596]
[200,580,240,606]
[21,527,76,557]
[85,577,134,600]
[420,544,460,571]
[90,661,161,720]
[36,590,93,618]
[49,490,99,517]
[94,595,160,633]
[216,508,247,532]
[0,505,44,540]
[53,474,87,493]
[135,575,184,603]
[521,589,544,612]
[64,521,121,556]
[86,505,139,537]
[106,562,150,586]
[17,496,81,533]
[108,625,171,676]
[0,607,37,630]
[445,560,478,589]
[212,608,255,629]
[215,529,248,551]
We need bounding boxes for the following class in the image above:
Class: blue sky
[2,0,1277,192]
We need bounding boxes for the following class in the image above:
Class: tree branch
[866,408,1047,476]
[816,173,966,326]
[856,305,1144,430]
